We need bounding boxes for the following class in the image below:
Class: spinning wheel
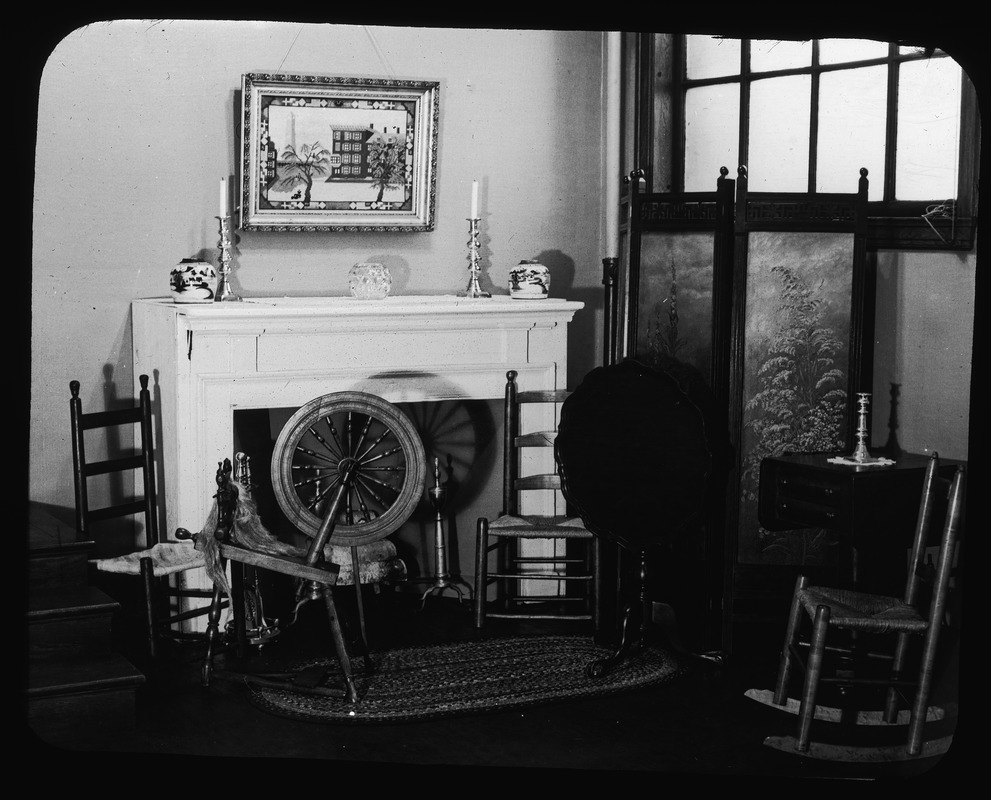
[192,392,427,703]
[271,392,427,547]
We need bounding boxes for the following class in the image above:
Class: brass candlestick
[827,392,894,467]
[215,215,241,302]
[851,392,872,462]
[417,458,472,607]
[459,217,490,298]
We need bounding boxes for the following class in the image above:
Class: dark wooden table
[758,452,964,595]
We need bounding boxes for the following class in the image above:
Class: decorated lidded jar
[348,262,392,300]
[509,259,550,299]
[170,258,218,303]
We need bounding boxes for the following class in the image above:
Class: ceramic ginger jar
[509,259,550,299]
[170,258,218,303]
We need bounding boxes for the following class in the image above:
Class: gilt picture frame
[239,73,439,232]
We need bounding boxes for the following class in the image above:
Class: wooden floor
[22,587,969,785]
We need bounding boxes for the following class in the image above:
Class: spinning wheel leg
[201,585,226,686]
[323,585,360,704]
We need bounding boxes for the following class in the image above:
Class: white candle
[219,177,228,218]
[470,180,478,219]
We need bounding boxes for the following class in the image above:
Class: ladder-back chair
[72,374,215,658]
[473,370,602,633]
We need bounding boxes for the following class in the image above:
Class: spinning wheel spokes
[273,392,427,546]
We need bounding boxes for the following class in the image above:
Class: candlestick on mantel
[459,216,491,299]
[470,180,478,219]
[214,214,241,302]
[219,177,229,219]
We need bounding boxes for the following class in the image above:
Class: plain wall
[30,20,607,542]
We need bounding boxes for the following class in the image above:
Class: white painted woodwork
[132,295,584,624]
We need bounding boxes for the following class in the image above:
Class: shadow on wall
[534,249,602,387]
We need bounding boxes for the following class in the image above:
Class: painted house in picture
[260,101,411,210]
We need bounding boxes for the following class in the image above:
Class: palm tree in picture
[274,142,333,205]
[368,135,407,204]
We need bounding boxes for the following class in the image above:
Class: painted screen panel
[737,230,854,565]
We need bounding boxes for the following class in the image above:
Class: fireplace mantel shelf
[137,294,582,323]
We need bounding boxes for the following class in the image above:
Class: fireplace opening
[231,399,500,615]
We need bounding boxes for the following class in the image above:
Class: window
[676,35,978,249]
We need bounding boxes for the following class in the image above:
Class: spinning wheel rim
[271,391,426,546]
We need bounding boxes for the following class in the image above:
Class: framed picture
[239,73,440,232]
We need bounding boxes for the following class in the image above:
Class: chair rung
[87,499,147,522]
[516,431,556,447]
[509,556,587,564]
[490,571,591,581]
[79,408,143,430]
[517,390,570,403]
[167,588,215,598]
[515,475,561,491]
[487,611,591,621]
[505,595,588,603]
[84,454,145,476]
[161,600,227,625]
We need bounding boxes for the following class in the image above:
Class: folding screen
[723,166,874,651]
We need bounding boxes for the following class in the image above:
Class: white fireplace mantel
[132,294,584,547]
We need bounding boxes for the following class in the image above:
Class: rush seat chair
[474,370,602,634]
[72,374,215,658]
[768,452,966,759]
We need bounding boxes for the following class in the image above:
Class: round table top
[556,359,714,553]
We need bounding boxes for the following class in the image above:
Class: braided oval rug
[244,635,688,724]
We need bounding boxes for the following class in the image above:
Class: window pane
[750,39,811,72]
[684,84,740,192]
[896,58,961,200]
[686,35,740,79]
[819,38,889,64]
[817,66,887,199]
[748,75,810,191]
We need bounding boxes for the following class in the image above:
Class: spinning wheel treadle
[271,391,427,546]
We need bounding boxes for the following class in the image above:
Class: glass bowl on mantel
[348,262,393,300]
